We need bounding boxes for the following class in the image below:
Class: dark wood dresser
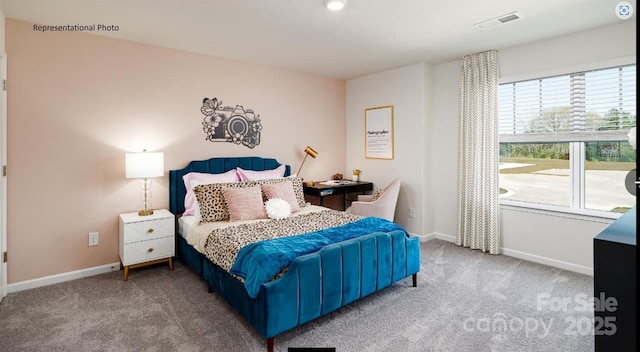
[593,207,636,352]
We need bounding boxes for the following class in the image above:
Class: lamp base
[138,178,154,216]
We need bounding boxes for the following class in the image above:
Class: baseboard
[426,232,593,276]
[410,232,453,242]
[7,262,121,293]
[501,248,593,276]
[409,232,436,241]
[434,232,456,242]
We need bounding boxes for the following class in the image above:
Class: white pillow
[182,170,239,216]
[236,165,286,181]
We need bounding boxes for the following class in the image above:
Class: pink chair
[346,179,401,222]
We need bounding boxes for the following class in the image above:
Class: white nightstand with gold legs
[118,209,175,282]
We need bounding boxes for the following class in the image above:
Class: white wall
[350,20,636,274]
[346,62,433,236]
[498,20,636,81]
[431,59,460,240]
[500,207,611,274]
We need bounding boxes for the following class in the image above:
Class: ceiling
[0,0,634,79]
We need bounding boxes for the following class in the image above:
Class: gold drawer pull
[147,228,154,233]
[147,248,154,253]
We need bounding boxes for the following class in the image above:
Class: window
[499,65,636,215]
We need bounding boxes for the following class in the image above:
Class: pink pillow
[182,170,239,216]
[236,165,286,181]
[261,181,300,212]
[222,185,268,221]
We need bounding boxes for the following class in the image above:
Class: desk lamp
[296,146,318,178]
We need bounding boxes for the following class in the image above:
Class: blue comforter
[229,216,407,298]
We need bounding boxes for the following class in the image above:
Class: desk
[303,181,373,210]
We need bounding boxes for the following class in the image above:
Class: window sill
[499,200,621,223]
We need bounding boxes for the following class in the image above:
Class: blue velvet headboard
[169,156,291,215]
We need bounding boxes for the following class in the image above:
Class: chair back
[374,179,401,221]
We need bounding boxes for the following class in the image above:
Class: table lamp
[125,150,164,216]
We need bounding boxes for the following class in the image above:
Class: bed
[169,156,420,351]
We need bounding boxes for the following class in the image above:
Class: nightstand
[118,209,175,281]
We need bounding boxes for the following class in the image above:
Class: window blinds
[499,65,636,143]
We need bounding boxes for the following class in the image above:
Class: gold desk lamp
[296,146,318,179]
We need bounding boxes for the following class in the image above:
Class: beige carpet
[0,239,594,352]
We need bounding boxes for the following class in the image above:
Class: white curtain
[456,50,501,255]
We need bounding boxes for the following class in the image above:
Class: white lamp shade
[125,152,164,178]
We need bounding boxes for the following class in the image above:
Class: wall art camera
[200,97,262,149]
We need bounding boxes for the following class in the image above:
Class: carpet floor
[0,239,595,352]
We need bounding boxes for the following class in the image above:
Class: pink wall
[5,19,346,284]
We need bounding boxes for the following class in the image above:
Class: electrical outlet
[88,232,99,246]
[409,208,416,218]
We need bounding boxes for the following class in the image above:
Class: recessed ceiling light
[323,0,347,11]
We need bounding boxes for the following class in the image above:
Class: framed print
[365,105,394,159]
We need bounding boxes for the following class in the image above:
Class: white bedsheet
[177,215,197,239]
[178,205,329,254]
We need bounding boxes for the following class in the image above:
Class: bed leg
[267,337,274,352]
[207,285,213,294]
[412,273,417,287]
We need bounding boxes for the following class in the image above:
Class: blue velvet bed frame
[169,157,420,352]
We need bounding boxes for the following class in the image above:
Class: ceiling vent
[475,11,522,30]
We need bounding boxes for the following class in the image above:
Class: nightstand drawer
[122,217,173,244]
[122,236,175,266]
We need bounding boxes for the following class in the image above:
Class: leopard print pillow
[194,181,259,223]
[193,177,306,223]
